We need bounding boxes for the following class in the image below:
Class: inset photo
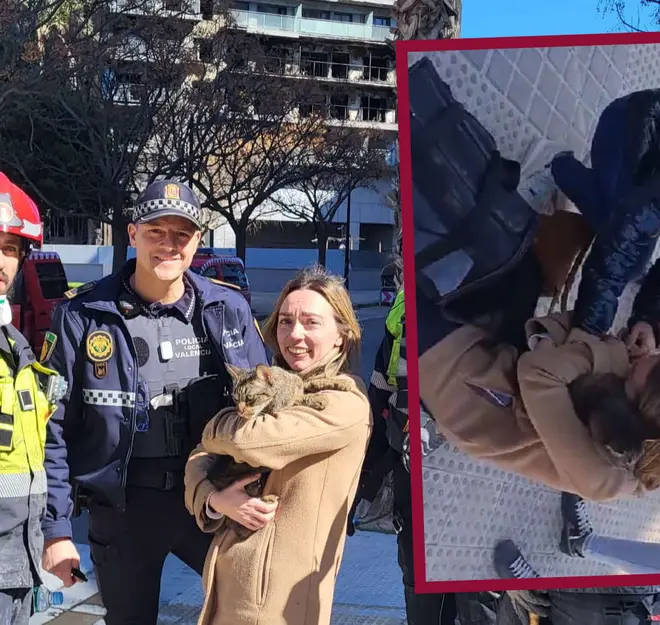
[398,31,660,591]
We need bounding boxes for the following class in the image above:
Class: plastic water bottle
[33,586,64,612]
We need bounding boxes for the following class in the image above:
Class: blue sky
[461,0,657,38]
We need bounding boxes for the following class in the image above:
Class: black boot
[559,492,593,558]
[493,539,540,579]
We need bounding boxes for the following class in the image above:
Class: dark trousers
[0,589,31,625]
[392,461,457,625]
[88,486,213,625]
[548,591,660,625]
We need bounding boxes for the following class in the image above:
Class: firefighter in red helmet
[0,172,65,625]
[0,172,44,249]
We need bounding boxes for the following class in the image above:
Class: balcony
[108,0,201,19]
[230,9,393,43]
[300,103,397,128]
[248,55,395,86]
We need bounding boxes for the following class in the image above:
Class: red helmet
[0,173,43,248]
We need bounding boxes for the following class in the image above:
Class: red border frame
[397,31,660,594]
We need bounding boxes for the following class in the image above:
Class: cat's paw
[234,525,255,541]
[304,397,329,411]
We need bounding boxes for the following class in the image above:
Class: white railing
[108,0,201,18]
[229,9,393,42]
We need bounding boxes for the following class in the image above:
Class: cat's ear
[225,363,243,381]
[255,364,273,384]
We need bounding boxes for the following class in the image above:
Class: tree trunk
[234,222,248,262]
[315,222,328,267]
[111,208,129,273]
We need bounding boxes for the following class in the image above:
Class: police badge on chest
[86,331,113,379]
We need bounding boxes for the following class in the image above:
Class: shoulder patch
[39,331,58,363]
[208,278,241,292]
[64,280,98,300]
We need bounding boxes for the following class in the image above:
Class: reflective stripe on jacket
[0,324,58,589]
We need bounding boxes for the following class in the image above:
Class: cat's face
[226,363,281,418]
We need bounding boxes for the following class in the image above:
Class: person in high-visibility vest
[0,173,66,624]
[352,286,459,625]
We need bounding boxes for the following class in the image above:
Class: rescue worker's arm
[571,201,660,336]
[518,332,642,501]
[201,376,371,470]
[42,302,84,541]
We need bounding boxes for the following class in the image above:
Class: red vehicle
[189,249,252,305]
[10,251,68,357]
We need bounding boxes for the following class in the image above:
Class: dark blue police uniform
[42,181,269,625]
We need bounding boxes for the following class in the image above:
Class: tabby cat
[206,363,352,539]
[568,372,660,470]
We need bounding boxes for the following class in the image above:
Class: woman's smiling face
[276,288,343,371]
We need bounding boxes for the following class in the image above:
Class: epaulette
[63,280,98,300]
[208,278,241,291]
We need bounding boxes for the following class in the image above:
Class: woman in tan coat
[416,252,660,504]
[184,266,372,625]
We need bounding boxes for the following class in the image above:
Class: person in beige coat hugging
[417,249,660,504]
[184,266,372,625]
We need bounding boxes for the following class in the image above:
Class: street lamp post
[343,189,351,289]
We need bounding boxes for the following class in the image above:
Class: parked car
[189,249,252,305]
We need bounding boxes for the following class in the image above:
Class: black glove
[506,590,551,623]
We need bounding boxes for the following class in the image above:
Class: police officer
[0,173,65,624]
[41,180,269,625]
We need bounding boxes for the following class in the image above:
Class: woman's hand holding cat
[208,474,279,531]
[627,321,657,359]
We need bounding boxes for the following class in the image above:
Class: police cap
[132,180,203,230]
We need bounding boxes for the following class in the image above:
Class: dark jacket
[42,260,268,541]
[572,203,660,336]
[555,89,660,336]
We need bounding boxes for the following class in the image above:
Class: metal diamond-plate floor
[409,41,660,583]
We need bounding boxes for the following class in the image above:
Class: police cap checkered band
[132,180,203,230]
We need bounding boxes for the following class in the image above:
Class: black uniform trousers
[88,485,213,625]
[393,460,457,625]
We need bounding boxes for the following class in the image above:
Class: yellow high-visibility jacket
[0,324,58,590]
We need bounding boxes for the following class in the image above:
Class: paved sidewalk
[30,531,405,625]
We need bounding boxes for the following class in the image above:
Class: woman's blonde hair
[633,359,660,490]
[261,265,361,374]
